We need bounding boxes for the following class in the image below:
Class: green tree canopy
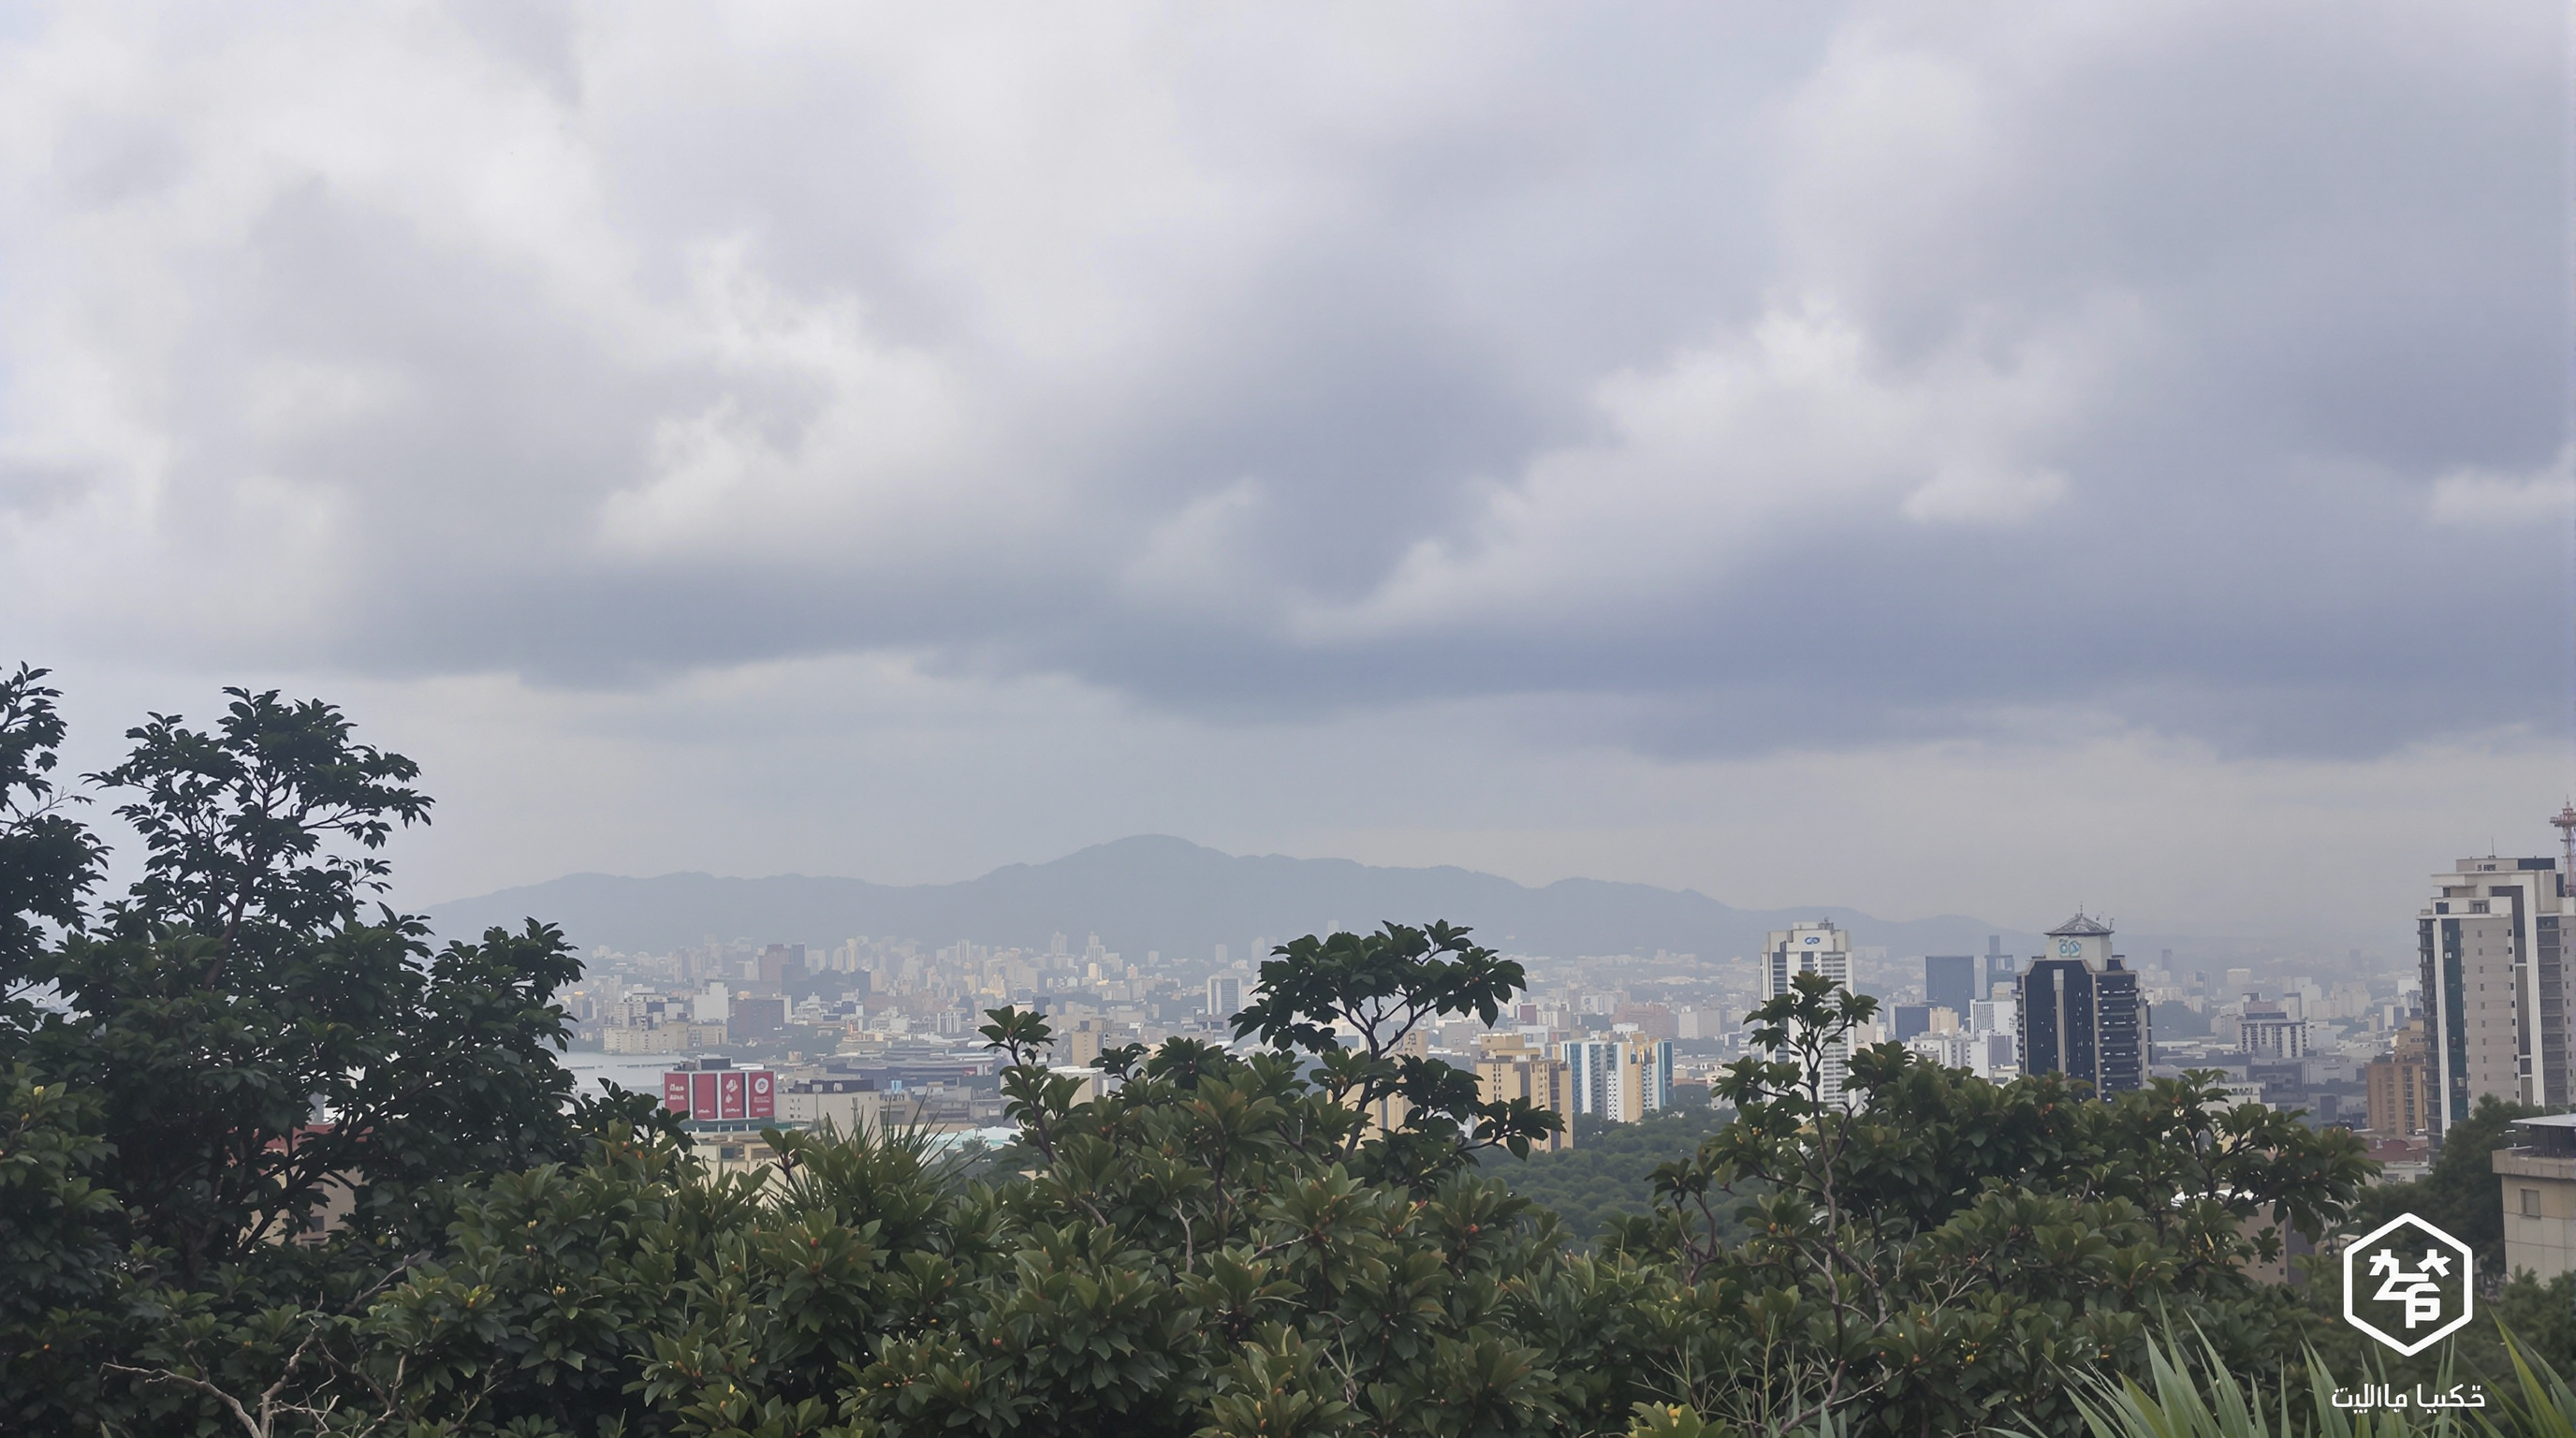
[0,670,621,1432]
[0,668,2402,1438]
[2348,1093,2537,1274]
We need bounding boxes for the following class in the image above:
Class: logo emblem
[2344,1214,2474,1355]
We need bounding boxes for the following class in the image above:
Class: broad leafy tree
[1629,973,2371,1434]
[0,666,105,994]
[93,688,431,960]
[0,670,607,1432]
[1232,921,1561,1174]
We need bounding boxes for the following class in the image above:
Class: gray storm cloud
[0,1,2564,759]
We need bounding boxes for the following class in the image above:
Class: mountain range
[424,834,2070,964]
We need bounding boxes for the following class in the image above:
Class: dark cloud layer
[1,1,2565,763]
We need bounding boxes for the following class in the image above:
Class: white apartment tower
[2420,812,2576,1136]
[1762,920,1855,1105]
[1207,975,1245,1022]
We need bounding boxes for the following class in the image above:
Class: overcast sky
[3,2,2568,958]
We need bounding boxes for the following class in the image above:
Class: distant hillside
[423,835,2047,962]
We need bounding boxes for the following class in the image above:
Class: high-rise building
[1476,1034,1573,1152]
[2419,835,2575,1131]
[1894,1005,1959,1044]
[1562,1040,1621,1121]
[1634,1038,1674,1113]
[755,944,805,992]
[1925,955,1979,1016]
[1207,975,1245,1021]
[2017,913,2146,1097]
[1766,920,1852,997]
[1762,921,1854,1104]
[1559,1038,1674,1123]
[2365,1020,2431,1137]
[732,995,787,1040]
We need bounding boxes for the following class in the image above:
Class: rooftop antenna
[2552,800,2576,888]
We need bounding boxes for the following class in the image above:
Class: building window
[2524,1188,2542,1219]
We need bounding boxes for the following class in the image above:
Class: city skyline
[412,815,2576,968]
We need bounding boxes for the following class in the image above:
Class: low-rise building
[782,1077,882,1137]
[692,1130,784,1177]
[603,1020,728,1053]
[2495,1113,2576,1282]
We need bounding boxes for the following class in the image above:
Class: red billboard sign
[664,1069,779,1123]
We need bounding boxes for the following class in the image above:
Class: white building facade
[1762,920,1855,1105]
[2420,846,2574,1134]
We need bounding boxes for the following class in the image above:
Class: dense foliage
[2349,1094,2538,1274]
[0,669,650,1433]
[2072,1326,2576,1438]
[0,669,2406,1437]
[1484,1110,1734,1242]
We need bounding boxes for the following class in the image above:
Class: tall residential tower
[2419,829,2574,1133]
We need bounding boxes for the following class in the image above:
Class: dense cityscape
[550,808,2576,1280]
[3,673,2568,1434]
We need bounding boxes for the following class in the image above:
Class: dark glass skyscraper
[1925,954,1978,1015]
[2016,913,2144,1097]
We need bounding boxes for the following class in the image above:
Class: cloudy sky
[2,2,2567,957]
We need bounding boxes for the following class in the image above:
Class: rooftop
[2046,913,2114,938]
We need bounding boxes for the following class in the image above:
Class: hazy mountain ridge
[424,834,2058,962]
